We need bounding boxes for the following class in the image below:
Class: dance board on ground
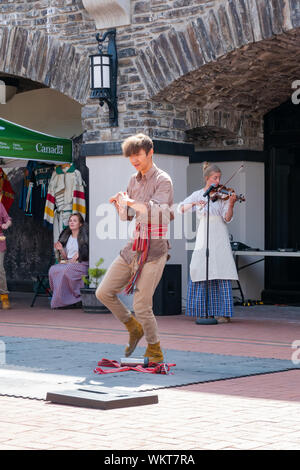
[46,386,158,410]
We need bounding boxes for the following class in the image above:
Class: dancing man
[96,134,173,363]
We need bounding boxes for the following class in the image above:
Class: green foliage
[82,257,106,288]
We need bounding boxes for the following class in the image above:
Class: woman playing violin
[178,162,239,323]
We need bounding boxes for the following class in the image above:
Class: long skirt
[186,279,234,318]
[49,261,88,308]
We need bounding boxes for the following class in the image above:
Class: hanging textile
[44,163,86,243]
[19,161,54,219]
[0,168,15,213]
[34,163,55,199]
[19,161,36,216]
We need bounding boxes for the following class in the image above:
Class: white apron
[190,214,238,282]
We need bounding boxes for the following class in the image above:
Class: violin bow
[216,164,244,193]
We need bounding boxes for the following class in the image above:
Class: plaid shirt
[120,163,173,264]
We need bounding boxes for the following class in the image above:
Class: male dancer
[96,134,173,363]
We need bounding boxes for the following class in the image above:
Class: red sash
[94,358,176,375]
[124,223,168,295]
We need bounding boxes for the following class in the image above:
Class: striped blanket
[44,164,86,227]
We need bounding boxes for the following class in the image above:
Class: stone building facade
[1,1,298,148]
[0,1,300,302]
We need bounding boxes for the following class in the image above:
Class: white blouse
[179,188,238,282]
[66,235,79,259]
[178,188,231,221]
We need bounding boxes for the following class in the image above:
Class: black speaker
[153,264,182,316]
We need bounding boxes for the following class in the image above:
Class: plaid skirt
[186,279,234,318]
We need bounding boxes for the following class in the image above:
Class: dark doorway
[263,100,300,303]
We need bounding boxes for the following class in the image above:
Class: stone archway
[136,0,300,102]
[0,26,89,292]
[185,108,262,149]
[135,0,300,147]
[0,26,89,104]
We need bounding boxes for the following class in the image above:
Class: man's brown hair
[122,133,153,157]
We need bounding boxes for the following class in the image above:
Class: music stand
[196,190,218,325]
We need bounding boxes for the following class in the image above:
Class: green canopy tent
[0,118,72,166]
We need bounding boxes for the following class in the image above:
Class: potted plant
[80,258,109,313]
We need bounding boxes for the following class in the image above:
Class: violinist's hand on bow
[193,200,206,208]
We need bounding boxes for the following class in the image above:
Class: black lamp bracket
[93,29,118,127]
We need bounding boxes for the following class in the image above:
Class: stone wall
[0,1,300,150]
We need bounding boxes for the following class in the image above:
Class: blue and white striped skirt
[186,279,234,318]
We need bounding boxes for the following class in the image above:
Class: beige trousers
[0,251,8,295]
[96,254,167,344]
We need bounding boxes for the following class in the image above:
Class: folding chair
[232,280,245,304]
[31,256,55,307]
[31,273,52,307]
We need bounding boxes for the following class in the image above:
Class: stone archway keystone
[82,0,131,29]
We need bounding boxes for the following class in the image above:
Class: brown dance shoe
[124,315,144,357]
[144,341,164,363]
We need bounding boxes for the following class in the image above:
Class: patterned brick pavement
[0,293,299,450]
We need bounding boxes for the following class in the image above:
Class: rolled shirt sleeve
[178,190,202,213]
[133,177,174,225]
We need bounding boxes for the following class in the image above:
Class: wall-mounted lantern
[89,29,118,127]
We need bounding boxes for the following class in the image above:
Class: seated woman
[49,213,88,309]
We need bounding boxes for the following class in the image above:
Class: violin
[210,185,245,203]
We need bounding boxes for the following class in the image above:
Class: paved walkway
[0,292,299,450]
